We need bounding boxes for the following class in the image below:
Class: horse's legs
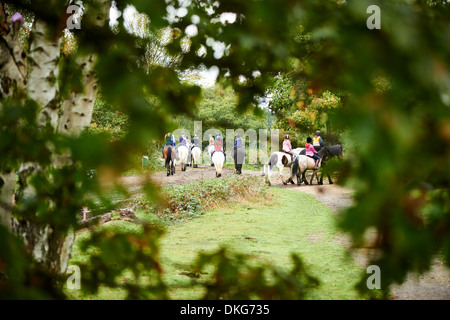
[302,170,309,185]
[280,167,288,185]
[266,165,272,185]
[310,170,318,185]
[310,170,317,185]
[328,174,333,184]
[296,169,302,185]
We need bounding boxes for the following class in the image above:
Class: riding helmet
[315,130,320,136]
[285,135,289,139]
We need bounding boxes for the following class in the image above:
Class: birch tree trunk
[0,8,27,232]
[28,18,61,129]
[12,17,74,275]
[58,0,111,136]
[58,54,98,136]
[1,0,110,275]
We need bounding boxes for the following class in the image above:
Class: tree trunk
[1,0,110,277]
[28,18,61,129]
[325,113,334,145]
[12,17,75,276]
[58,54,98,135]
[0,171,14,231]
[0,9,27,231]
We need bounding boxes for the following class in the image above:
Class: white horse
[177,145,189,171]
[207,144,214,166]
[190,146,201,168]
[263,148,304,185]
[212,151,225,177]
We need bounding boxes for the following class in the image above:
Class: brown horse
[163,145,177,176]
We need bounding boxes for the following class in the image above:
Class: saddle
[281,151,297,163]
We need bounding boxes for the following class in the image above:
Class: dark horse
[295,144,343,185]
[163,145,176,176]
[320,144,343,184]
[233,146,245,175]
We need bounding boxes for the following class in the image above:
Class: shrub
[133,175,271,222]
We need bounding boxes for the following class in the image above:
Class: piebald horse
[163,145,176,176]
[291,147,330,185]
[263,148,304,185]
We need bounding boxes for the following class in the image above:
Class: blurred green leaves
[1,0,449,300]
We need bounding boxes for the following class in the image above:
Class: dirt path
[120,164,450,300]
[121,164,262,187]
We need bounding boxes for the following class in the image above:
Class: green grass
[223,162,262,171]
[67,188,365,300]
[158,188,364,300]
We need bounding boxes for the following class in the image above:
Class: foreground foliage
[0,0,449,299]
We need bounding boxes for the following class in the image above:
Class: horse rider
[209,133,215,146]
[162,131,176,158]
[233,134,243,150]
[189,133,200,163]
[212,132,226,160]
[305,136,320,170]
[191,133,200,149]
[283,134,295,155]
[313,130,325,152]
[179,131,188,147]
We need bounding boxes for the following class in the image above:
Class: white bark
[0,18,26,98]
[58,0,111,135]
[27,19,61,128]
[0,15,26,230]
[58,54,98,135]
[1,0,111,275]
[12,17,74,275]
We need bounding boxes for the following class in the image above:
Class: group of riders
[162,131,244,163]
[163,129,325,169]
[282,130,325,170]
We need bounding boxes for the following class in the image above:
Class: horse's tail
[268,153,277,171]
[165,147,171,168]
[291,156,299,180]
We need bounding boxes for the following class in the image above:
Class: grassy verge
[67,181,366,300]
[158,188,365,300]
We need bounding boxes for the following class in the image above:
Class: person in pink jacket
[305,137,320,169]
[282,135,293,154]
